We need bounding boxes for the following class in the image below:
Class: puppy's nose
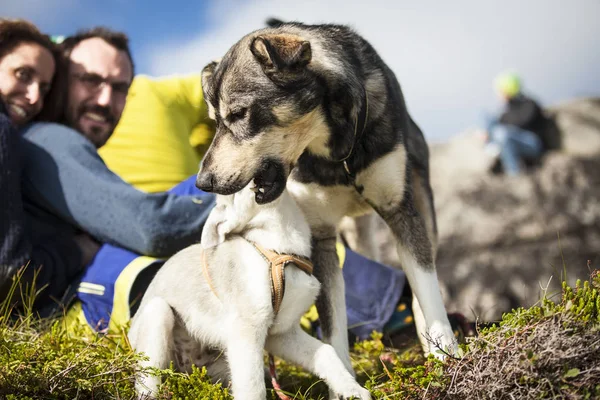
[196,172,215,192]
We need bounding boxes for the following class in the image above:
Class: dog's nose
[196,172,215,192]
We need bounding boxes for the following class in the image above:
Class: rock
[549,97,600,157]
[341,97,600,321]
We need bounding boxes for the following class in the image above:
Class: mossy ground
[1,270,598,399]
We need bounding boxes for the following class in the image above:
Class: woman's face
[0,41,55,126]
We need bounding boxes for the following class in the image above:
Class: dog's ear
[201,204,227,249]
[201,59,220,120]
[250,34,311,74]
[265,17,285,28]
[201,223,222,249]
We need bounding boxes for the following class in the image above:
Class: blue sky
[4,0,216,74]
[5,0,600,142]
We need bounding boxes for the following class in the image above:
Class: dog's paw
[329,385,371,400]
[135,385,157,400]
[426,320,458,360]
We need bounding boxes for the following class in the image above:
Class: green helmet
[50,35,66,44]
[494,71,521,98]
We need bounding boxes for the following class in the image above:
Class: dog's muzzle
[252,160,287,204]
[195,172,215,192]
[195,171,245,195]
[195,159,287,203]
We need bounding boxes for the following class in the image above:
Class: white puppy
[128,183,371,400]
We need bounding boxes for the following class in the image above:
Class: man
[484,72,553,176]
[19,28,215,316]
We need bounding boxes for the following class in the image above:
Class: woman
[0,19,97,315]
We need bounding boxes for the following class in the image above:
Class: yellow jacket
[99,74,214,193]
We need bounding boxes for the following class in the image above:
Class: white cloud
[146,0,600,140]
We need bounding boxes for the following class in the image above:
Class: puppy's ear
[201,204,227,249]
[250,34,311,73]
[201,223,221,249]
[201,59,220,120]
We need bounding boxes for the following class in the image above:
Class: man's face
[66,37,133,148]
[495,89,510,104]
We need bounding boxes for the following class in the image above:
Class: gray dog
[195,19,458,374]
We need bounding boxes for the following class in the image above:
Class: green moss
[1,270,598,399]
[363,270,600,399]
[157,365,231,399]
[0,320,140,398]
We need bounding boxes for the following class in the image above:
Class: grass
[1,269,598,399]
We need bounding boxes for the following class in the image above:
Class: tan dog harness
[250,242,314,316]
[200,241,314,316]
[250,242,313,400]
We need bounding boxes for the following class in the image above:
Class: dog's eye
[227,108,247,123]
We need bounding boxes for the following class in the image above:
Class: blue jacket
[20,122,215,258]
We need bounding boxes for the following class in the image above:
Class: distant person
[483,72,554,176]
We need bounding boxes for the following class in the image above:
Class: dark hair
[0,18,65,122]
[0,18,54,60]
[60,27,135,76]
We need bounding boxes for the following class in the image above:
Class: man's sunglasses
[72,72,130,96]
